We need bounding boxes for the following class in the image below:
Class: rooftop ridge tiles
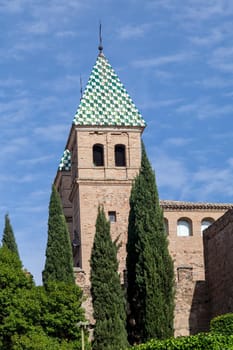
[160,200,233,209]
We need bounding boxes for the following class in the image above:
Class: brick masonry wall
[164,208,229,335]
[204,209,233,320]
[55,126,232,336]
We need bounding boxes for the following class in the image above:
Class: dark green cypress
[126,142,174,344]
[2,214,21,261]
[90,206,128,350]
[42,185,74,286]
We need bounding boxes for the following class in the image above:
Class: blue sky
[1,0,233,284]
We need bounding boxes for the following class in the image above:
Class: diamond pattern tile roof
[73,54,146,127]
[58,149,71,171]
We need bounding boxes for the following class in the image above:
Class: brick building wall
[204,209,233,320]
[55,158,233,336]
[161,201,232,335]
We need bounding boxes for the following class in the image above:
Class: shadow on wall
[189,281,210,335]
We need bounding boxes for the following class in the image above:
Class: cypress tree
[2,214,20,261]
[126,142,174,344]
[42,185,74,286]
[90,206,128,350]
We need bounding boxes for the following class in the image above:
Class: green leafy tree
[42,185,74,286]
[2,214,20,261]
[0,246,34,349]
[12,329,71,350]
[126,142,174,344]
[90,206,128,350]
[0,247,88,349]
[5,282,88,349]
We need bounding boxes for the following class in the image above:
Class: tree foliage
[2,214,20,261]
[0,246,34,349]
[42,185,74,286]
[126,142,174,344]
[0,246,88,349]
[90,206,128,350]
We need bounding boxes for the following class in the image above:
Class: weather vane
[98,21,103,54]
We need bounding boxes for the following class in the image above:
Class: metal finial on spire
[98,22,103,54]
[80,75,83,100]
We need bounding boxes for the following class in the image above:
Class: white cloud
[22,21,49,35]
[56,30,77,38]
[190,28,223,47]
[17,155,54,166]
[34,124,70,141]
[192,166,233,200]
[154,69,175,81]
[0,174,34,183]
[175,99,233,120]
[209,46,233,73]
[164,137,192,147]
[0,78,23,88]
[150,150,189,191]
[0,0,27,13]
[132,52,192,68]
[0,137,29,159]
[197,76,233,89]
[118,23,151,39]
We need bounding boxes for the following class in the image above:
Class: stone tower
[54,48,146,286]
[54,45,233,335]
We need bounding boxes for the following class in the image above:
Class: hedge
[127,333,233,350]
[211,313,233,336]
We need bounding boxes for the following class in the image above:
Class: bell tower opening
[115,144,126,167]
[93,144,104,166]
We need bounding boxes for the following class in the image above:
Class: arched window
[115,144,126,167]
[93,144,104,166]
[201,218,214,234]
[164,218,169,235]
[177,218,192,237]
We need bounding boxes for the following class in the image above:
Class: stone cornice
[160,200,233,211]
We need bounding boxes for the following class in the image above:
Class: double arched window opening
[92,143,126,167]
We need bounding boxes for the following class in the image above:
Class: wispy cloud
[209,46,233,73]
[34,124,70,141]
[21,21,49,35]
[0,78,23,88]
[196,76,233,89]
[175,99,233,119]
[164,137,192,147]
[139,98,183,110]
[118,23,151,39]
[132,52,192,68]
[0,137,29,159]
[0,0,27,13]
[56,30,77,38]
[0,174,35,183]
[17,155,54,166]
[190,28,223,47]
[150,150,189,192]
[192,165,233,200]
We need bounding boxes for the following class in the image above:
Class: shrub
[127,333,233,350]
[210,313,233,335]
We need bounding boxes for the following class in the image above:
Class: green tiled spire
[73,54,146,127]
[58,149,71,171]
